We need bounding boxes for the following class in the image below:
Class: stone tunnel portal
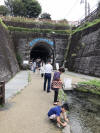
[30,42,54,63]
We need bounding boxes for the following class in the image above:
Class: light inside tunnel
[30,42,53,62]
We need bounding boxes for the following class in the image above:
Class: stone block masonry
[67,23,100,77]
[0,23,19,82]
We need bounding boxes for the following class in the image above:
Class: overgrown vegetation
[58,89,67,104]
[79,80,100,87]
[72,18,100,35]
[76,80,100,95]
[0,17,70,34]
[16,53,22,66]
[3,16,70,27]
[0,18,8,29]
[8,26,68,34]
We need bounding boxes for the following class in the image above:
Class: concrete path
[0,70,99,133]
[5,71,28,101]
[0,72,61,133]
[65,71,100,81]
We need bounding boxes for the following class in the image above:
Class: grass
[0,18,8,30]
[0,17,70,34]
[76,80,100,95]
[0,104,4,108]
[58,89,67,104]
[78,80,100,87]
[72,18,100,35]
[3,16,70,27]
[8,26,68,34]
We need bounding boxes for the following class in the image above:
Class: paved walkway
[5,71,28,101]
[65,71,100,81]
[0,72,61,133]
[0,71,99,133]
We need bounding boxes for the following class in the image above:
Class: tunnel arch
[30,41,54,62]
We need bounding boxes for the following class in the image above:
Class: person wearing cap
[43,60,53,93]
[48,103,69,127]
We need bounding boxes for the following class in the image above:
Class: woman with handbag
[52,67,65,105]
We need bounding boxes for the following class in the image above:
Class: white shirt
[40,64,45,74]
[45,63,53,74]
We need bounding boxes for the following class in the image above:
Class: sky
[0,0,100,21]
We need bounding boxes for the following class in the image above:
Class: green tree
[4,0,13,15]
[40,13,51,20]
[5,0,42,18]
[0,5,9,16]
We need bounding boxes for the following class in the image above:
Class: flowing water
[65,91,100,133]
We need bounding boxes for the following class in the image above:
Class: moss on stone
[8,25,69,34]
[75,80,100,95]
[0,18,8,30]
[71,53,77,57]
[72,19,100,35]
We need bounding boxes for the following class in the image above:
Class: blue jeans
[44,73,51,92]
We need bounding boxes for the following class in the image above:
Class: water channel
[65,91,100,133]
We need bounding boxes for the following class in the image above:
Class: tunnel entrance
[30,42,54,63]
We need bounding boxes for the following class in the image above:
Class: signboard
[23,60,29,65]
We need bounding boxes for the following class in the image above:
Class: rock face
[67,23,100,77]
[0,24,19,82]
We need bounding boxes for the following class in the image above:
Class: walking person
[32,60,36,73]
[40,62,45,77]
[52,67,65,105]
[44,60,53,93]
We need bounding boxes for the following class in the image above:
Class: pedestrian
[56,63,59,70]
[40,62,45,77]
[32,60,36,72]
[52,67,65,105]
[44,60,53,93]
[48,103,69,127]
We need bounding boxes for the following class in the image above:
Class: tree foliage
[40,13,51,20]
[5,0,42,18]
[0,5,9,16]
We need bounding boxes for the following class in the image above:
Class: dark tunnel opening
[30,42,53,62]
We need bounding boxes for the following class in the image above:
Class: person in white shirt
[44,60,53,93]
[40,62,45,77]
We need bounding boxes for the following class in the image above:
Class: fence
[80,8,98,24]
[0,81,5,105]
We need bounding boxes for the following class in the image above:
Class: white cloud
[38,0,100,21]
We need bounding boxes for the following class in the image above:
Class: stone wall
[11,31,68,67]
[0,24,19,82]
[67,23,100,77]
[3,20,69,30]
